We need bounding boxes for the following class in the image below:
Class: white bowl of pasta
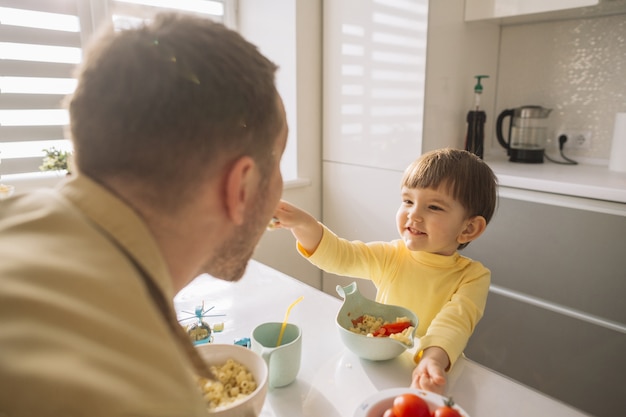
[336,282,418,361]
[196,343,268,416]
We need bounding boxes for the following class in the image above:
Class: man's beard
[205,227,257,282]
[202,183,271,282]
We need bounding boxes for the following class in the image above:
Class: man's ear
[458,215,487,245]
[224,156,256,225]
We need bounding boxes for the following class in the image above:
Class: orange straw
[276,296,304,346]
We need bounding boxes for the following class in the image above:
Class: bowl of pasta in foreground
[336,282,418,361]
[195,343,268,416]
[354,387,470,417]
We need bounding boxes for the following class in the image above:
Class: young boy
[271,148,498,394]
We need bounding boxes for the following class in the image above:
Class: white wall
[421,0,500,152]
[242,0,324,290]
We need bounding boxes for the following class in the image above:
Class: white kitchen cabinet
[323,0,428,171]
[320,161,402,299]
[462,190,625,417]
[465,0,626,23]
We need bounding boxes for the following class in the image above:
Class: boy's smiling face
[396,185,475,256]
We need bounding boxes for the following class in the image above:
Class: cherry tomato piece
[433,397,462,417]
[392,393,430,417]
[373,321,412,337]
[381,321,411,334]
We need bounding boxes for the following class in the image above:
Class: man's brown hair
[67,13,280,206]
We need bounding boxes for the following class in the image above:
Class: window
[0,1,81,179]
[108,0,232,30]
[0,0,232,183]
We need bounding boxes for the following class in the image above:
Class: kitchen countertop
[174,260,591,417]
[484,151,626,204]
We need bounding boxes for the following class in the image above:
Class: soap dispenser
[464,75,489,159]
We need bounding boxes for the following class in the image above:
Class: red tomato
[351,315,364,326]
[382,321,412,334]
[373,321,412,337]
[392,393,430,417]
[433,398,462,417]
[382,407,397,417]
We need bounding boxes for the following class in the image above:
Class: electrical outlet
[559,130,592,150]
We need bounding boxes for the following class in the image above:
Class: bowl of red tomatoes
[354,388,469,417]
[336,282,418,361]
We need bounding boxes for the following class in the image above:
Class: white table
[174,260,590,417]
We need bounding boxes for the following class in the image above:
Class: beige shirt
[0,175,209,416]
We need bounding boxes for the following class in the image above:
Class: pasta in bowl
[195,343,268,416]
[336,282,418,361]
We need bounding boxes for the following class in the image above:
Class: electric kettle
[496,105,552,163]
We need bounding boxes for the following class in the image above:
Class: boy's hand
[270,200,310,229]
[271,200,323,254]
[410,346,449,395]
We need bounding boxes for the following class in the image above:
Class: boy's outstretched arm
[410,346,449,395]
[272,200,324,254]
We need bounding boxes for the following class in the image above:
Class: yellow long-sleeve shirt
[299,225,490,368]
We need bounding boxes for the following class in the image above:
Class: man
[0,13,287,416]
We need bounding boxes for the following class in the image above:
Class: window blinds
[0,0,80,177]
[0,0,228,179]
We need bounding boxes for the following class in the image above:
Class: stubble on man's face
[202,177,272,282]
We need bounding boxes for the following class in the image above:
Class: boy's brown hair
[401,148,498,249]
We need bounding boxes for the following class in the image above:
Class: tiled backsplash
[495,13,626,163]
